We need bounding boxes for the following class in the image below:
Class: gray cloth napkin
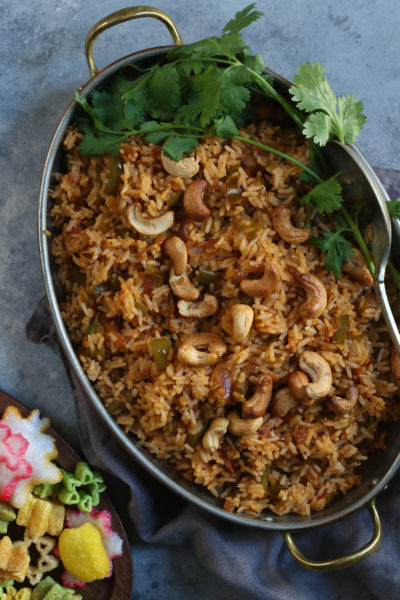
[26,167,400,600]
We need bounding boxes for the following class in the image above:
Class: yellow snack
[0,536,29,583]
[1,589,32,600]
[58,523,109,583]
[17,497,65,538]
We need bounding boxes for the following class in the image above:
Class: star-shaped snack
[1,408,62,509]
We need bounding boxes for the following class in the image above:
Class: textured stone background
[0,0,399,598]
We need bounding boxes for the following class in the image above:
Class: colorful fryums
[0,408,62,508]
[0,406,123,590]
[60,508,123,587]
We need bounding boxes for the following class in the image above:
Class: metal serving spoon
[324,142,400,356]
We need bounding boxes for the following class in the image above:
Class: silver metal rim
[38,48,400,532]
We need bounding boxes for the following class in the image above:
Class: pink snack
[0,423,32,501]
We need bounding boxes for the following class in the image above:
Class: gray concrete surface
[1,0,399,598]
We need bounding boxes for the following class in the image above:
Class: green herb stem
[247,68,304,129]
[340,206,375,276]
[233,135,318,180]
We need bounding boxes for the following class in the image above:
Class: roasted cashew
[273,205,310,244]
[183,179,210,221]
[328,386,358,415]
[270,387,298,417]
[202,418,229,451]
[342,248,374,286]
[242,375,273,418]
[163,236,187,276]
[391,347,400,379]
[227,411,263,436]
[177,333,227,366]
[287,370,310,402]
[161,152,199,179]
[169,269,199,301]
[240,262,281,298]
[289,268,327,319]
[127,205,174,236]
[231,304,254,343]
[299,351,332,399]
[177,294,218,318]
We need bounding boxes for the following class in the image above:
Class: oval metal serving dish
[38,6,400,570]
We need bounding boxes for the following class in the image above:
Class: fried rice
[49,119,400,516]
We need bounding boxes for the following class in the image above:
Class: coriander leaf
[290,62,336,114]
[147,64,181,116]
[302,111,331,146]
[387,198,400,219]
[335,94,366,144]
[138,121,172,144]
[300,173,343,214]
[218,32,247,59]
[289,61,366,146]
[77,120,124,157]
[113,75,147,128]
[177,65,223,127]
[220,65,252,113]
[74,92,117,134]
[91,88,127,131]
[215,115,238,138]
[123,86,147,128]
[162,136,199,161]
[222,3,263,34]
[167,37,227,61]
[310,230,354,279]
[241,51,265,73]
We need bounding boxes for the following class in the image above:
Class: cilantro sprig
[74,3,374,280]
[289,62,366,146]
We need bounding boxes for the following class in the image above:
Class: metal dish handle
[282,498,381,571]
[84,6,183,77]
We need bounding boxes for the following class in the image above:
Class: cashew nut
[287,370,309,401]
[270,387,298,417]
[240,262,281,298]
[127,205,174,236]
[178,294,218,318]
[161,152,199,179]
[242,375,273,418]
[231,304,254,343]
[163,236,187,276]
[289,268,327,319]
[299,351,332,399]
[169,269,199,301]
[177,333,227,366]
[328,386,358,415]
[183,179,210,221]
[342,248,374,286]
[202,418,229,451]
[273,205,310,244]
[227,411,263,436]
[391,347,400,379]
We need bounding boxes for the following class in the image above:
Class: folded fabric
[26,167,400,600]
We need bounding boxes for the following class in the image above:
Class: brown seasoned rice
[50,120,400,516]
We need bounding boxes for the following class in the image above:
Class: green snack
[60,469,82,492]
[58,487,80,505]
[0,580,13,592]
[32,576,82,600]
[77,491,93,513]
[33,462,106,512]
[74,461,94,485]
[0,501,16,523]
[0,520,9,534]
